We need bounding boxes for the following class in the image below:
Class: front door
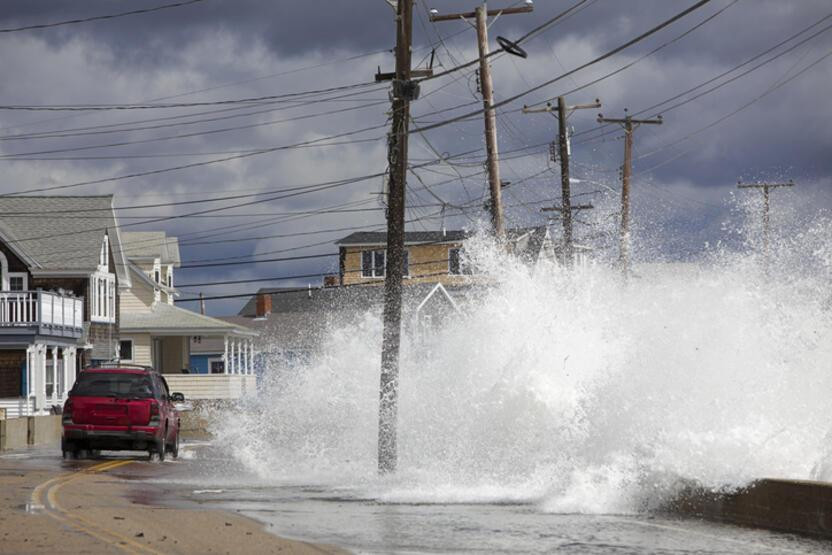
[0,351,24,398]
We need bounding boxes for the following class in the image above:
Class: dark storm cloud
[0,0,830,313]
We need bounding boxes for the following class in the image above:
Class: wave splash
[212,214,832,514]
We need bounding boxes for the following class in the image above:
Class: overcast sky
[0,0,830,314]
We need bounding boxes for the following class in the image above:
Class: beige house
[335,227,565,286]
[118,232,257,399]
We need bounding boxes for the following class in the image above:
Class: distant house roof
[335,230,470,245]
[0,195,130,286]
[334,227,549,249]
[121,302,256,336]
[235,282,477,350]
[120,231,181,266]
[237,282,476,318]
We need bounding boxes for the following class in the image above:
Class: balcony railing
[0,291,84,336]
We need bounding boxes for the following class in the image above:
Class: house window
[448,248,473,275]
[91,272,116,323]
[361,249,385,278]
[209,359,225,374]
[166,268,173,288]
[8,273,27,291]
[119,340,133,362]
[361,250,409,278]
[154,269,161,284]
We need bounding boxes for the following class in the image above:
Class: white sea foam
[211,209,832,514]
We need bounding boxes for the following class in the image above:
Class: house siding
[340,244,471,286]
[123,333,152,367]
[120,286,153,312]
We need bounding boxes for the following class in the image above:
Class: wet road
[120,443,832,554]
[3,445,831,554]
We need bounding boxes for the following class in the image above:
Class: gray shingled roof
[335,230,469,245]
[237,282,474,317]
[120,231,181,266]
[334,227,545,246]
[0,195,130,285]
[234,283,475,350]
[121,302,255,335]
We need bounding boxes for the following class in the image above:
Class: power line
[0,0,206,33]
[0,124,387,196]
[0,100,389,158]
[412,0,714,135]
[0,82,384,111]
[573,10,832,145]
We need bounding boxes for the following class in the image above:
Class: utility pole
[430,2,533,239]
[596,110,662,277]
[375,0,417,475]
[523,96,600,265]
[737,179,794,267]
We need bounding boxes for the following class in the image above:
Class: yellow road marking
[33,459,166,555]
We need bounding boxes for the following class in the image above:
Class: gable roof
[120,231,181,266]
[0,195,130,285]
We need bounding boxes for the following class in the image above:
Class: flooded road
[131,443,832,554]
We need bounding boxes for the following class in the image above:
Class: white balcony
[0,291,84,338]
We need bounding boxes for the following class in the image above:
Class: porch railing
[0,291,84,332]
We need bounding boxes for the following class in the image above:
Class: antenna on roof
[308,283,312,299]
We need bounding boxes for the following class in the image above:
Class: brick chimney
[255,292,272,319]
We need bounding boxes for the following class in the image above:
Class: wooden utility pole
[375,0,416,475]
[596,110,662,276]
[523,96,600,265]
[737,179,794,265]
[430,2,533,239]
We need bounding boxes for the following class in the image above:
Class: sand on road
[0,450,347,554]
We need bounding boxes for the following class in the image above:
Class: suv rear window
[72,372,156,399]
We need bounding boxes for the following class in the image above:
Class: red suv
[62,366,183,461]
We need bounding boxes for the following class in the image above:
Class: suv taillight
[62,399,73,424]
[149,401,160,425]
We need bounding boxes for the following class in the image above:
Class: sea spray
[211,215,832,514]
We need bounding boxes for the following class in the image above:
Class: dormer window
[155,269,161,284]
[166,266,173,288]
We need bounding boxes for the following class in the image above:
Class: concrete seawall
[0,415,62,451]
[663,479,832,538]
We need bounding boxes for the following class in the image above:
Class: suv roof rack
[83,362,157,372]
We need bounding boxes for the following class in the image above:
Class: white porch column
[223,336,229,375]
[247,339,253,375]
[63,347,76,398]
[241,339,247,374]
[25,345,34,415]
[50,347,58,406]
[33,345,45,411]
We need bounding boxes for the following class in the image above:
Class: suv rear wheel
[167,429,179,459]
[150,437,166,462]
